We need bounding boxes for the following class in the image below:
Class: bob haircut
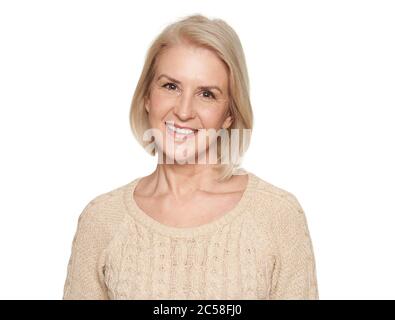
[129,14,254,182]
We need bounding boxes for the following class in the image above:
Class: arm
[269,193,319,300]
[63,201,110,300]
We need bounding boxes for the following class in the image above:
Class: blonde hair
[129,14,253,181]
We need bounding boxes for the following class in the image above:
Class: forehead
[155,44,229,88]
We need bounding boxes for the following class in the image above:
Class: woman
[63,14,319,300]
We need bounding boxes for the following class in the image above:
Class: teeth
[166,123,195,135]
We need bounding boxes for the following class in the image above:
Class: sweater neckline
[123,171,258,238]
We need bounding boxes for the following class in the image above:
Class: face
[144,43,232,164]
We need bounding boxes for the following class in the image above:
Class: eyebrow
[157,74,224,95]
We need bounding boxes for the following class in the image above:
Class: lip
[165,122,198,140]
[165,121,198,132]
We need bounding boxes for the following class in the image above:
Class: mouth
[165,121,199,139]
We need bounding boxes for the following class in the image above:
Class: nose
[173,90,196,120]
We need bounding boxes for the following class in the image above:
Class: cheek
[148,92,174,118]
[198,108,227,128]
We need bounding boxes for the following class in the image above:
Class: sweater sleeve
[269,193,319,300]
[63,200,111,300]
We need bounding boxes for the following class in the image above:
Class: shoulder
[247,173,314,254]
[74,179,136,240]
[249,173,303,211]
[248,173,308,228]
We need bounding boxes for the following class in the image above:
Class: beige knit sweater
[62,172,319,300]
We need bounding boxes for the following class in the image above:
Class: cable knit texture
[62,172,319,300]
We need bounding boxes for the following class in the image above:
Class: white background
[0,0,394,300]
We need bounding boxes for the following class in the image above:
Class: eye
[162,82,178,91]
[202,90,216,100]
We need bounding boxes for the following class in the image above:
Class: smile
[165,122,198,139]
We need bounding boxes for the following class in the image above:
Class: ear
[144,96,150,113]
[222,112,233,129]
